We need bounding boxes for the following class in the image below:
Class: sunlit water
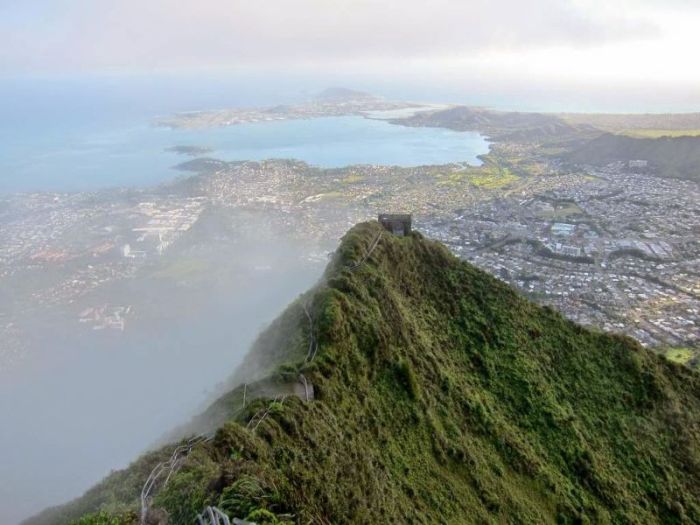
[0,115,488,193]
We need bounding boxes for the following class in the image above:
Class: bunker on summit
[379,214,412,236]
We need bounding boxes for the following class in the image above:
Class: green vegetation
[468,166,519,189]
[536,202,584,219]
[397,105,586,142]
[436,159,520,189]
[567,133,700,181]
[663,347,698,370]
[70,512,136,525]
[618,129,700,139]
[560,112,700,135]
[31,222,700,524]
[340,174,365,184]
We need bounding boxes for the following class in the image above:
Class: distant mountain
[312,87,380,103]
[396,106,595,142]
[567,133,700,181]
[28,222,700,525]
[560,112,700,133]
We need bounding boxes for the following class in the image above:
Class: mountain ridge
[27,222,700,525]
[566,133,700,181]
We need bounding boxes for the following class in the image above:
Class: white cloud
[2,0,698,96]
[1,0,660,71]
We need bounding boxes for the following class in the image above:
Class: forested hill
[393,105,593,142]
[567,133,700,181]
[28,222,700,525]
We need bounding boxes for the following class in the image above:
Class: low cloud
[1,0,659,72]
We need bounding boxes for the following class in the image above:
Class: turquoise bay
[0,115,489,193]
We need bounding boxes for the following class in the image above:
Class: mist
[0,206,327,524]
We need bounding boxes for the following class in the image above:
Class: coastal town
[155,87,425,129]
[1,140,698,373]
[426,166,699,350]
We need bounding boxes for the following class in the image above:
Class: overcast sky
[1,0,699,90]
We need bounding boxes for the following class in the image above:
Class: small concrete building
[628,159,648,169]
[379,213,412,236]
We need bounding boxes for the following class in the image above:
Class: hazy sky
[1,1,699,92]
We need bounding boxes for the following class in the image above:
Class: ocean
[0,75,489,194]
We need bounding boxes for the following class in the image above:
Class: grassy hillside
[560,113,700,134]
[28,222,700,525]
[567,133,700,181]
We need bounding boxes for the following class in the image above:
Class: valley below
[2,91,699,523]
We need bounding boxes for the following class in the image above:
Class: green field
[536,202,584,219]
[340,174,365,184]
[469,167,520,189]
[619,129,700,139]
[436,163,519,189]
[664,347,696,366]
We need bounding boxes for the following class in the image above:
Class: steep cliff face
[28,222,700,525]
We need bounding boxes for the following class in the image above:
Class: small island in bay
[165,145,214,156]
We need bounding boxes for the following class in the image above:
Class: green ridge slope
[27,222,700,525]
